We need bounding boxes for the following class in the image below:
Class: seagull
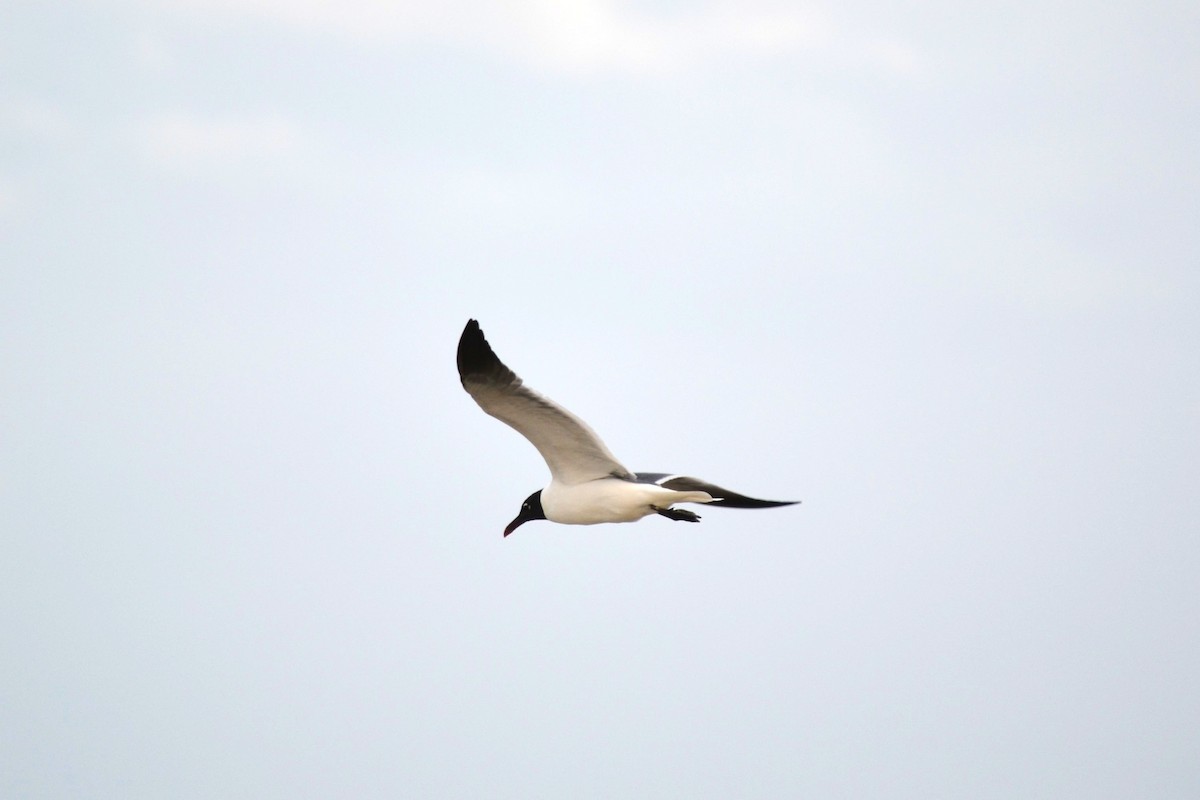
[457,319,799,536]
[453,319,801,537]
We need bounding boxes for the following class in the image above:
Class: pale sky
[3,1,1198,797]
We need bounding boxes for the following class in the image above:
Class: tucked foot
[651,505,701,523]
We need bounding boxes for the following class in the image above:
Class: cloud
[531,2,922,77]
[505,1,834,74]
[135,0,920,78]
[134,111,311,174]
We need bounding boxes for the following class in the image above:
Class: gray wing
[632,473,799,508]
[457,320,632,485]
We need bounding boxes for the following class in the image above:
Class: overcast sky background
[3,1,1198,797]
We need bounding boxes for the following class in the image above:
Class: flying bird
[457,319,799,536]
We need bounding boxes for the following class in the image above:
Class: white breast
[541,478,713,525]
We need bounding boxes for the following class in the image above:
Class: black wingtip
[457,319,499,382]
[709,497,800,509]
[647,474,800,510]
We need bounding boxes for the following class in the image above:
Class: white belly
[541,478,713,525]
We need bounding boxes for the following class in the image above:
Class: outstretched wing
[457,320,632,485]
[632,473,799,508]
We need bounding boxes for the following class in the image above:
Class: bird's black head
[504,490,546,537]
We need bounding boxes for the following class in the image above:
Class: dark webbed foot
[651,505,701,523]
